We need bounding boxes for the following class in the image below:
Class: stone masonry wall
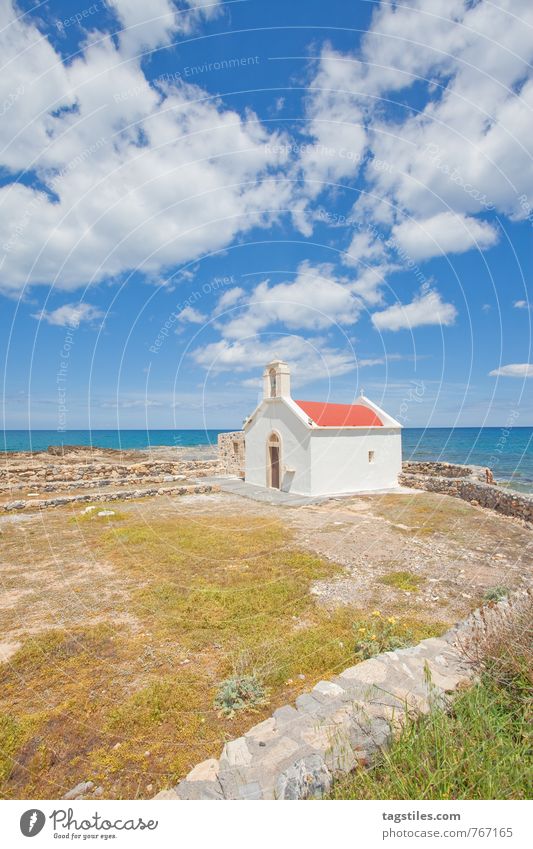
[218,431,245,477]
[402,461,475,478]
[1,483,219,512]
[154,590,531,801]
[400,462,533,524]
[0,459,219,490]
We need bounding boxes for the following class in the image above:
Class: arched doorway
[267,432,281,489]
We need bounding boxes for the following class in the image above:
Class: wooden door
[270,445,280,489]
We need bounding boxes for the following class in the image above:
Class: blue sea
[2,427,532,493]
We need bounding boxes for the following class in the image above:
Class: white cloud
[295,47,368,202]
[371,288,457,332]
[220,261,362,338]
[0,2,290,294]
[108,0,221,54]
[192,334,358,384]
[392,213,499,261]
[32,302,104,327]
[513,299,531,310]
[177,305,207,324]
[489,363,533,378]
[303,0,533,251]
[99,397,165,409]
[217,286,246,310]
[344,263,399,306]
[345,230,386,264]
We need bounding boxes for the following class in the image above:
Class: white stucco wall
[245,399,402,496]
[309,428,402,495]
[245,399,312,494]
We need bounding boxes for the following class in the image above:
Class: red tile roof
[295,400,383,427]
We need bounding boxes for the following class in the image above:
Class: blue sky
[0,0,532,430]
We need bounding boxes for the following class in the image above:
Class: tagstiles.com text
[382,810,514,841]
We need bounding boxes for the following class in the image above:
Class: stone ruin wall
[218,431,245,477]
[402,460,475,478]
[400,461,533,524]
[1,457,220,491]
[0,446,222,512]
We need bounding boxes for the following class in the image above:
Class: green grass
[0,715,35,784]
[331,597,533,801]
[330,674,532,800]
[379,571,424,592]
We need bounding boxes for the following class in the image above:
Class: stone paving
[203,476,325,506]
[205,476,410,507]
[154,590,530,800]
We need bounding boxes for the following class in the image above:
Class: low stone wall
[1,483,219,512]
[218,431,245,477]
[155,590,531,801]
[0,459,219,488]
[400,463,533,524]
[402,461,475,479]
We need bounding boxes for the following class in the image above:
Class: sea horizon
[3,426,533,431]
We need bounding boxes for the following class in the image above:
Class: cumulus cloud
[192,334,358,383]
[108,0,222,54]
[32,302,104,327]
[177,306,207,324]
[513,299,531,310]
[219,261,362,339]
[217,287,246,310]
[371,288,457,332]
[0,2,289,294]
[489,363,533,378]
[303,0,533,250]
[299,47,367,195]
[392,213,499,262]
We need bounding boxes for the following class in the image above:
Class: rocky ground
[1,483,530,663]
[0,449,531,799]
[287,492,532,617]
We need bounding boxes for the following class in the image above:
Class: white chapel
[244,360,402,497]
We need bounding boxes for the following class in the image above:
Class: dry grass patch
[0,510,444,800]
[372,493,474,537]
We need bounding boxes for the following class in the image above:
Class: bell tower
[263,360,291,400]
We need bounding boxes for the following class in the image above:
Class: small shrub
[483,586,509,603]
[462,591,532,695]
[353,612,415,660]
[214,674,268,718]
